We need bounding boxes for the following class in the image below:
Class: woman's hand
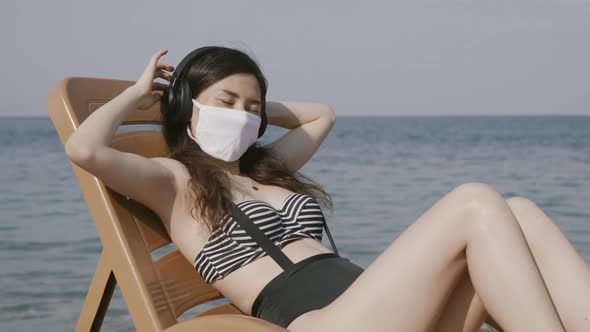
[130,49,175,110]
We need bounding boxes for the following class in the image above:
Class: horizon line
[2,114,589,119]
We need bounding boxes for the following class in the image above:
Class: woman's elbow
[65,138,94,165]
[322,104,336,123]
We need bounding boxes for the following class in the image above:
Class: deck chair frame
[47,77,288,332]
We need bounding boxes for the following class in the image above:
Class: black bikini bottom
[251,252,364,328]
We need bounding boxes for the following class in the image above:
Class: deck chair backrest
[47,77,227,331]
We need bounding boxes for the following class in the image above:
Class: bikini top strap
[230,204,294,270]
[322,218,339,256]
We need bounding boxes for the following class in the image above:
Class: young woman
[65,47,589,332]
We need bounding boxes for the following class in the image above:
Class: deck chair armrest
[163,314,289,332]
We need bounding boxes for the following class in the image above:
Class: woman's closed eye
[220,100,259,114]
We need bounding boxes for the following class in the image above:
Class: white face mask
[186,99,261,162]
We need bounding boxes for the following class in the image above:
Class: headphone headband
[169,47,214,94]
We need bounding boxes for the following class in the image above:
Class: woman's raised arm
[65,49,178,217]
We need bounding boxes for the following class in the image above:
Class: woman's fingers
[151,81,168,91]
[134,49,170,100]
[157,62,175,72]
[144,49,169,78]
[154,70,173,81]
[149,49,168,68]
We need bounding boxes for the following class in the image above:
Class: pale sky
[1,0,589,117]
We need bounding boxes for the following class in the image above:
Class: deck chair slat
[154,250,226,318]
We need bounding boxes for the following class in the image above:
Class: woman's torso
[153,158,334,316]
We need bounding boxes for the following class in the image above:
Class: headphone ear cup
[164,82,176,113]
[178,79,194,116]
[258,109,267,138]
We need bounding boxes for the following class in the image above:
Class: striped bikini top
[193,192,326,283]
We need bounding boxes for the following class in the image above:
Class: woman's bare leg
[293,182,566,332]
[434,196,590,332]
[433,267,489,332]
[503,196,590,331]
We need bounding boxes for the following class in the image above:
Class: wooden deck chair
[46,77,289,332]
[47,76,504,332]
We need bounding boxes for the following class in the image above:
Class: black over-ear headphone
[163,47,268,138]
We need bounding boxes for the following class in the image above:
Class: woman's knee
[505,196,538,212]
[450,182,506,209]
[451,181,498,194]
[449,182,516,228]
[505,196,547,234]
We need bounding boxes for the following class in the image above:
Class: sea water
[1,115,588,331]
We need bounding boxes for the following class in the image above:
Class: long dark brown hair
[159,45,333,234]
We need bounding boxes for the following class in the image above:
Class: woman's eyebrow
[220,89,261,105]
